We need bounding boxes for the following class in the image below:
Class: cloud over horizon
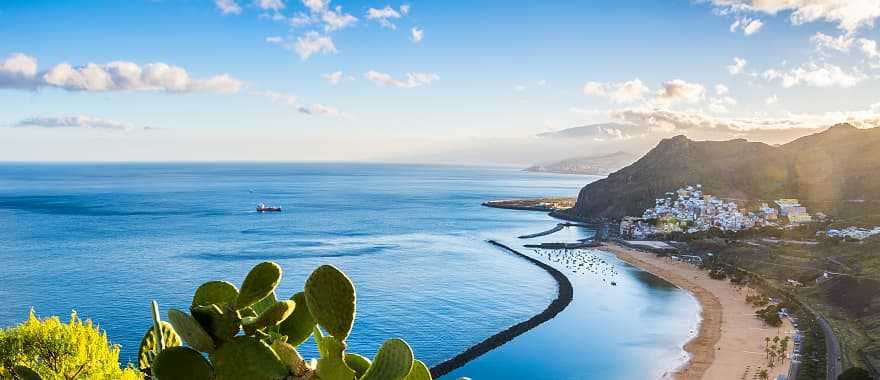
[12,116,149,131]
[0,53,243,93]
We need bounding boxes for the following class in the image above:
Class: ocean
[0,163,698,379]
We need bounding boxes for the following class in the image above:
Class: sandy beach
[602,243,794,380]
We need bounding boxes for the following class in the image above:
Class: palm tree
[758,368,769,380]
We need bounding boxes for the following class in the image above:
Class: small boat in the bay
[256,203,282,212]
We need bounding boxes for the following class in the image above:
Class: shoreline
[429,240,574,378]
[601,243,721,379]
[602,242,794,380]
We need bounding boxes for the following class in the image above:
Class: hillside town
[619,185,814,239]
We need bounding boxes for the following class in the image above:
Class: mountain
[570,124,880,220]
[537,123,634,139]
[526,151,638,175]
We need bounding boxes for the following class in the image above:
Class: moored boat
[256,203,282,212]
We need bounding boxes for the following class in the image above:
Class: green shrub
[0,310,142,380]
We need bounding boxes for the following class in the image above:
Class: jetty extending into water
[429,240,574,378]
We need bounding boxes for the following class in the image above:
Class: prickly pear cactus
[244,300,295,332]
[143,261,436,380]
[236,262,282,309]
[305,265,356,340]
[271,340,310,376]
[138,321,181,370]
[167,309,216,353]
[191,304,240,343]
[404,360,431,380]
[152,346,214,380]
[314,327,356,380]
[250,292,277,316]
[278,292,316,346]
[192,280,239,307]
[211,336,289,380]
[360,338,414,380]
[344,353,372,379]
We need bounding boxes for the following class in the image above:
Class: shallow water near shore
[0,163,698,379]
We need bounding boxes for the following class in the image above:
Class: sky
[2,0,880,164]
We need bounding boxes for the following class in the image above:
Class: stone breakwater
[429,240,574,378]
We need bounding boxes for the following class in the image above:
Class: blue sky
[2,0,880,163]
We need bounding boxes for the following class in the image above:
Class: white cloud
[763,62,866,88]
[302,0,328,13]
[708,0,880,33]
[323,70,344,84]
[0,53,39,89]
[0,53,242,93]
[811,32,853,52]
[367,5,403,29]
[252,90,342,116]
[255,0,284,11]
[14,116,146,131]
[298,103,339,115]
[858,38,880,59]
[320,6,357,31]
[730,16,764,35]
[714,84,729,95]
[215,0,242,14]
[612,105,880,133]
[708,96,737,113]
[400,4,410,15]
[252,90,298,105]
[265,36,284,44]
[655,79,706,105]
[582,78,650,104]
[293,32,337,60]
[743,18,764,35]
[727,57,747,75]
[364,70,439,88]
[514,85,526,92]
[290,1,357,32]
[537,79,547,87]
[411,27,424,43]
[765,94,779,105]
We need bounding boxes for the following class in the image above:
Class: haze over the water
[2,1,880,164]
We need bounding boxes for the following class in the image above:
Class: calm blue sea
[0,163,698,379]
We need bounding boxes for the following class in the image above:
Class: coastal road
[803,304,842,380]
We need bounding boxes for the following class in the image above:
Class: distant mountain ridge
[526,151,637,175]
[537,123,632,139]
[571,123,880,219]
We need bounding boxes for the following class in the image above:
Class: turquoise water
[0,163,698,379]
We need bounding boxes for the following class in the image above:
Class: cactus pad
[236,262,282,309]
[191,304,240,343]
[211,336,289,380]
[167,309,216,353]
[192,280,239,307]
[271,340,310,376]
[314,327,356,380]
[403,360,432,380]
[305,265,356,340]
[250,291,277,316]
[360,338,414,380]
[250,300,296,331]
[344,353,372,379]
[152,346,214,380]
[278,292,316,346]
[137,321,182,370]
